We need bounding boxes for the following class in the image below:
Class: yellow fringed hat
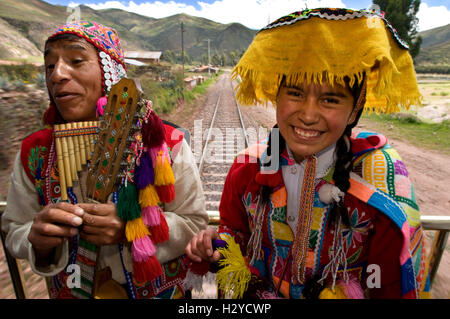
[232,8,422,114]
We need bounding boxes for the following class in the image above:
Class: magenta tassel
[339,278,365,299]
[134,152,154,189]
[132,236,156,262]
[141,205,161,226]
[96,96,108,117]
[148,146,160,166]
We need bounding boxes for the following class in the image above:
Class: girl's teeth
[294,127,320,137]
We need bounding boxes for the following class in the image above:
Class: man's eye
[46,64,55,70]
[73,59,83,64]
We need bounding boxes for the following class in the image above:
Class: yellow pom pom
[154,152,175,186]
[139,185,160,207]
[125,218,150,241]
[216,237,252,299]
[319,285,348,299]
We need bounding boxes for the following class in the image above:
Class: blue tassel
[134,152,154,190]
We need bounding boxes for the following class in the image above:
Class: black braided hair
[260,123,285,204]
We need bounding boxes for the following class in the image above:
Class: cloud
[69,0,450,31]
[70,0,347,29]
[417,2,450,31]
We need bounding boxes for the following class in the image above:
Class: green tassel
[117,184,142,221]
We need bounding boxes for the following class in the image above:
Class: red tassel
[190,260,211,276]
[142,111,166,148]
[133,255,163,282]
[155,184,175,203]
[150,211,169,244]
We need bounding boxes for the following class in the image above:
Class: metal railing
[1,202,449,298]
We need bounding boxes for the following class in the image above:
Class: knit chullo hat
[43,20,127,125]
[232,8,422,114]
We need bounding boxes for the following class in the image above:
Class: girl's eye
[323,97,340,104]
[287,89,303,97]
[46,64,55,71]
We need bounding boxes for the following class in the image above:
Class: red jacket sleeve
[218,156,260,251]
[365,211,403,298]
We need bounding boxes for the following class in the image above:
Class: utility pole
[181,21,185,80]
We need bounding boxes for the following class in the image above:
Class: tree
[373,0,422,59]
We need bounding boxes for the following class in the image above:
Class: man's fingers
[33,222,78,238]
[53,202,85,217]
[77,203,114,216]
[42,207,84,227]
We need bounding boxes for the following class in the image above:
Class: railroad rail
[198,76,248,212]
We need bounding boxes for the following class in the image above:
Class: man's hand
[28,202,84,264]
[77,201,126,245]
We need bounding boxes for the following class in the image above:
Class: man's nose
[51,60,71,84]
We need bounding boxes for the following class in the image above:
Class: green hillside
[415,24,450,73]
[0,0,256,63]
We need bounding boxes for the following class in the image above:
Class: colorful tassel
[134,152,154,189]
[141,111,166,148]
[338,278,365,299]
[216,237,252,299]
[96,96,108,117]
[139,185,160,207]
[318,285,348,299]
[154,152,175,186]
[132,236,156,262]
[155,184,175,203]
[141,205,161,226]
[125,217,150,242]
[133,255,163,282]
[149,211,169,244]
[117,184,141,221]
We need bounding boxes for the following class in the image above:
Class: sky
[45,0,450,31]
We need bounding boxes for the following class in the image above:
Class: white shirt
[281,143,336,234]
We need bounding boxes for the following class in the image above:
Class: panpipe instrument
[54,121,98,201]
[54,77,144,203]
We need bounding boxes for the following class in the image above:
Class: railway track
[190,73,248,298]
[197,76,248,214]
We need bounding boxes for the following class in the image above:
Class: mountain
[415,24,450,72]
[0,0,256,63]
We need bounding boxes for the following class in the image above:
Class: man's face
[45,37,102,122]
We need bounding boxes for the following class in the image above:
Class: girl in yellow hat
[185,8,429,299]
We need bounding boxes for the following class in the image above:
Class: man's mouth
[54,92,79,102]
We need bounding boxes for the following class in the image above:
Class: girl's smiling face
[45,37,102,122]
[276,81,357,163]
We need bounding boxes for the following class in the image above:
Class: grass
[360,113,450,155]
